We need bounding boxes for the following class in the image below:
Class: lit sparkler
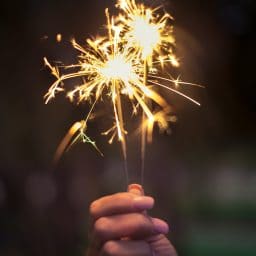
[44,0,201,182]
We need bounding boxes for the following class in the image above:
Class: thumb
[128,183,144,196]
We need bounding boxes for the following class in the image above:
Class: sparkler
[44,0,201,183]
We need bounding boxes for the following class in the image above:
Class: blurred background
[1,0,256,255]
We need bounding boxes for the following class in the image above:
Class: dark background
[1,0,256,255]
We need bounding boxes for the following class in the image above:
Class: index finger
[90,192,154,220]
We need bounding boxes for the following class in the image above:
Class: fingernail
[152,218,169,234]
[128,183,144,196]
[133,196,154,210]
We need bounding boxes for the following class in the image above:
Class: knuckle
[101,241,119,256]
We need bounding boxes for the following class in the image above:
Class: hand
[86,184,178,256]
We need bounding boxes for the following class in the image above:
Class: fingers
[93,213,169,243]
[100,240,152,256]
[87,184,175,256]
[90,192,154,219]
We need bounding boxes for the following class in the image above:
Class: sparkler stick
[44,0,201,185]
[141,60,149,185]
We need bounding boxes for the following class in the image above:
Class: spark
[44,0,201,180]
[54,121,103,164]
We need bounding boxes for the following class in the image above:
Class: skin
[86,184,178,256]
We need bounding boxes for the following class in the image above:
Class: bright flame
[100,55,133,80]
[131,15,160,58]
[116,0,176,65]
[44,0,201,168]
